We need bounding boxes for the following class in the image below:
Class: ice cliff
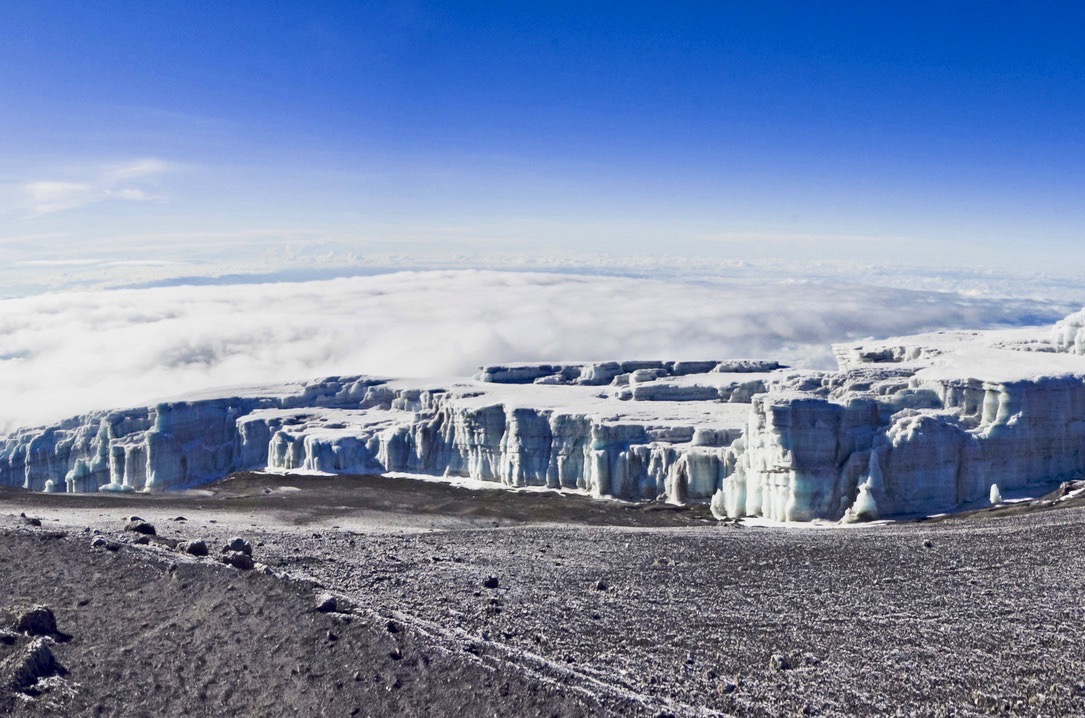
[4,316,1085,522]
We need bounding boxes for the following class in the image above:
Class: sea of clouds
[0,269,1076,431]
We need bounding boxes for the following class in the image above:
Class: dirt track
[3,472,1085,716]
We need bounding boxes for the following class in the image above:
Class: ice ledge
[5,311,1085,523]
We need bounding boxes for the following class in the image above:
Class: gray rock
[19,513,41,527]
[90,537,122,552]
[183,539,208,557]
[16,606,57,637]
[315,593,338,613]
[769,653,791,672]
[6,638,61,690]
[225,537,253,556]
[124,519,156,536]
[220,551,254,571]
[483,575,500,589]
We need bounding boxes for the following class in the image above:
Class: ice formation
[3,313,1085,523]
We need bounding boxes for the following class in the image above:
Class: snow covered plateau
[5,309,1085,523]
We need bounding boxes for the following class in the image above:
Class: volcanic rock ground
[2,473,1085,717]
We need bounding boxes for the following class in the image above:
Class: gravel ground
[3,473,1085,716]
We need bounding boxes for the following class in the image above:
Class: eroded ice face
[4,307,1085,524]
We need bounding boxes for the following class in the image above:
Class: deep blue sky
[2,2,1083,271]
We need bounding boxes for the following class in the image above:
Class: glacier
[4,311,1085,523]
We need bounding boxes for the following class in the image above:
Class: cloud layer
[0,270,1073,430]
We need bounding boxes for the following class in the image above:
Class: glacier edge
[3,318,1085,523]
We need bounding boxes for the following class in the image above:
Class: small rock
[9,638,61,690]
[315,593,338,613]
[91,537,122,552]
[388,648,403,661]
[124,519,156,536]
[20,514,42,527]
[719,680,737,694]
[225,537,253,556]
[133,535,151,545]
[922,538,933,549]
[483,575,500,590]
[327,631,338,642]
[171,516,187,522]
[385,620,400,634]
[220,551,254,571]
[16,605,57,636]
[594,579,609,591]
[769,653,791,672]
[183,539,209,557]
[0,630,17,645]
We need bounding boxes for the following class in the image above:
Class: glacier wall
[0,371,743,505]
[718,372,1085,521]
[1054,309,1085,354]
[0,376,390,493]
[244,395,740,503]
[5,316,1085,523]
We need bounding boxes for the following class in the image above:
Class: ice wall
[5,311,1085,522]
[717,371,1085,521]
[0,376,392,493]
[241,397,741,503]
[1054,310,1085,354]
[0,372,744,504]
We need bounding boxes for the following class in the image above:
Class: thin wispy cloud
[18,158,176,216]
[695,232,912,244]
[0,270,1070,431]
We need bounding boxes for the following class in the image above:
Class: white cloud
[103,158,172,182]
[24,181,99,214]
[695,231,911,243]
[0,270,1072,431]
[19,158,174,215]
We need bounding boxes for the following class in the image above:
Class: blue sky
[2,2,1083,274]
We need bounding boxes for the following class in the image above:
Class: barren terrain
[3,473,1085,716]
